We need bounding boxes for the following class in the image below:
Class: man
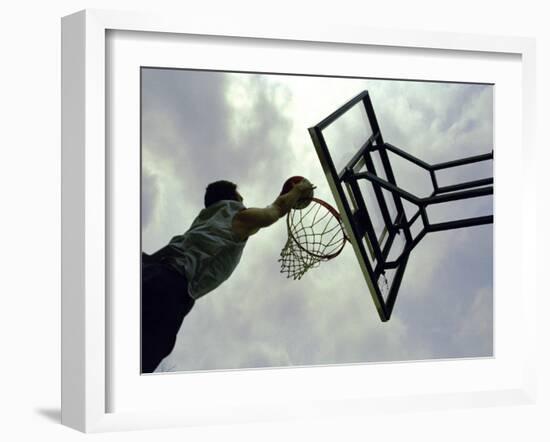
[141,178,314,373]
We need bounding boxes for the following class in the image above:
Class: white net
[279,198,347,280]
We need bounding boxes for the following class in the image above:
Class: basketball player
[141,178,314,373]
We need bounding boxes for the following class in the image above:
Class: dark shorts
[141,257,194,373]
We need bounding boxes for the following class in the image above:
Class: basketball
[280,176,314,210]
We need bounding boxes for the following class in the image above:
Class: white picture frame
[61,9,537,433]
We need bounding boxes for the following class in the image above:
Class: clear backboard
[309,90,493,321]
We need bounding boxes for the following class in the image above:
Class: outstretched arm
[232,180,314,239]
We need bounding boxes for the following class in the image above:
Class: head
[204,180,243,208]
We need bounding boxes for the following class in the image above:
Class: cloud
[141,168,159,231]
[452,286,493,357]
[142,71,494,372]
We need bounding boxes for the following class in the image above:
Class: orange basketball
[280,176,314,210]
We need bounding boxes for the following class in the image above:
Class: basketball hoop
[279,197,348,280]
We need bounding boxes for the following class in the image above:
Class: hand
[274,177,316,215]
[292,178,316,198]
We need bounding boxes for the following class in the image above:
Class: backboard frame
[309,90,493,321]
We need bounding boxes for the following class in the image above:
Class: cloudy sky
[141,68,493,373]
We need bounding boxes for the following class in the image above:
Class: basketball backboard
[309,90,493,321]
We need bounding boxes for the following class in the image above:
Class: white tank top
[165,200,248,299]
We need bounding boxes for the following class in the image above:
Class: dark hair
[204,180,239,208]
